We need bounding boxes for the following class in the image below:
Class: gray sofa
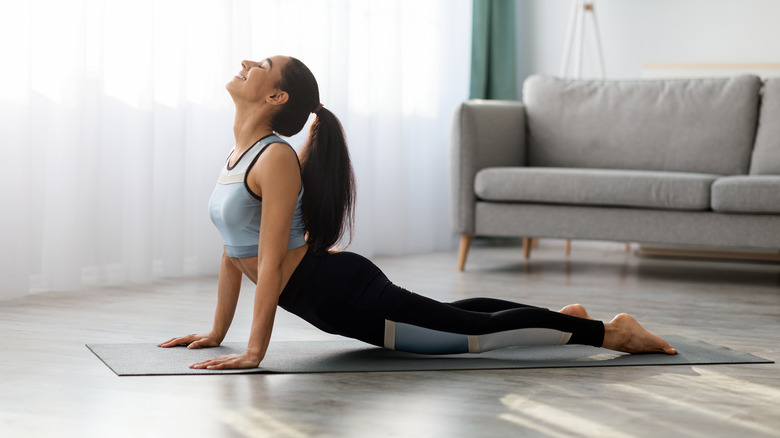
[451,74,780,270]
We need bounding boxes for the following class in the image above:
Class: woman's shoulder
[259,141,298,163]
[247,134,297,165]
[249,140,301,180]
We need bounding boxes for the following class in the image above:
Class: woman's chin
[225,80,240,96]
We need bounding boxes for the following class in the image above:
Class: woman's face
[226,56,289,105]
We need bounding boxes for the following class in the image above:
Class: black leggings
[278,251,604,354]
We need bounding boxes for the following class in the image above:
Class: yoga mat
[86,335,772,376]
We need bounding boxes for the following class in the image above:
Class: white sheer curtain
[0,0,471,297]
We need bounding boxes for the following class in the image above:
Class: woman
[159,56,677,370]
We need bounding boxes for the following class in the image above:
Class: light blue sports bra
[208,134,306,258]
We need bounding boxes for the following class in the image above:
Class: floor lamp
[559,0,606,79]
[551,2,629,257]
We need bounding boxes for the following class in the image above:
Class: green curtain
[470,0,517,100]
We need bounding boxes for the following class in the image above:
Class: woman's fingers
[187,339,204,349]
[158,334,196,348]
[190,357,222,369]
[189,360,211,369]
[158,337,185,348]
[159,333,221,349]
[190,354,237,369]
[187,337,220,349]
[189,359,209,368]
[201,360,229,370]
[188,353,260,370]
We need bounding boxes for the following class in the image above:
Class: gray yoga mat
[87,335,772,376]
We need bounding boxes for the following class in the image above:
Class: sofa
[451,74,780,270]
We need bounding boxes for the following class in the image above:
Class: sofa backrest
[750,78,780,174]
[523,75,762,175]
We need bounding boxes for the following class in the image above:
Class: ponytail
[269,56,355,254]
[299,108,356,255]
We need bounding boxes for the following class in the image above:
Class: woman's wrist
[244,346,265,362]
[210,328,227,344]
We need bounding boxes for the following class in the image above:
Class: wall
[515,0,780,92]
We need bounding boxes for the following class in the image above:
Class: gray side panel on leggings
[394,322,470,354]
[477,328,569,352]
[390,322,571,355]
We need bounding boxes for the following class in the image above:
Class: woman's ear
[266,91,289,106]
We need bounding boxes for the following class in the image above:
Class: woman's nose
[241,60,255,70]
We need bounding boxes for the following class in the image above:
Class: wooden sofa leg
[565,239,571,256]
[458,235,472,271]
[523,237,532,259]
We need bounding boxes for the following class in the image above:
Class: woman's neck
[232,106,274,152]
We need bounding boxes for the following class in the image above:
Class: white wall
[515,0,780,92]
[0,1,472,297]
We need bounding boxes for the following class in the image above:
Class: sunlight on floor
[221,408,309,438]
[608,367,780,436]
[499,366,780,437]
[499,392,638,438]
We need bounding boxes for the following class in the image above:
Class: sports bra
[208,134,306,258]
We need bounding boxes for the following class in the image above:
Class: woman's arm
[190,143,301,369]
[158,249,243,349]
[209,249,244,343]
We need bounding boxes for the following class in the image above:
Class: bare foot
[602,313,677,355]
[559,304,593,320]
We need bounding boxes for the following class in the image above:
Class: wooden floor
[2,241,779,438]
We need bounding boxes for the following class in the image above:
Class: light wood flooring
[1,240,779,438]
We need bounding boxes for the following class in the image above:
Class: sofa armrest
[450,100,526,235]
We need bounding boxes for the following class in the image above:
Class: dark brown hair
[272,57,355,254]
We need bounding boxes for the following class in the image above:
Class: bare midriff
[227,244,309,287]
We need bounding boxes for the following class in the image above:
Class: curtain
[0,0,472,297]
[470,0,517,99]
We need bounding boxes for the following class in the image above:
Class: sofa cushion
[523,75,761,175]
[474,167,718,211]
[711,176,780,213]
[750,78,780,174]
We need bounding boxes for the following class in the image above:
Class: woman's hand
[157,332,222,349]
[189,350,262,370]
